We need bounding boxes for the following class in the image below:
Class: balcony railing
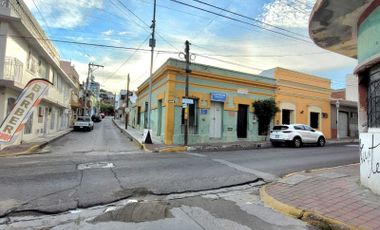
[4,57,23,83]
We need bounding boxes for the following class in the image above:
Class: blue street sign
[211,92,227,102]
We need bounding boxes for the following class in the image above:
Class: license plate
[275,135,279,138]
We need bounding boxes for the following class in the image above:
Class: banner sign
[0,79,52,143]
[211,92,226,102]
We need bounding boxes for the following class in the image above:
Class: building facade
[0,0,75,148]
[60,61,81,126]
[262,67,332,139]
[309,0,380,194]
[135,58,277,145]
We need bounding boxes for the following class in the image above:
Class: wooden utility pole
[125,74,130,129]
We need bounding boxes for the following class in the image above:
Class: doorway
[157,100,162,136]
[282,109,294,125]
[310,112,320,129]
[237,104,248,138]
[144,102,148,128]
[209,102,223,138]
[339,111,349,138]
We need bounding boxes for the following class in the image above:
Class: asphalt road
[0,117,359,219]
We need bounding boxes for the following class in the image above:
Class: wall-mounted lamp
[300,110,304,114]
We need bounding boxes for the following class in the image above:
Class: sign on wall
[0,79,52,143]
[360,132,380,195]
[210,92,226,102]
[237,88,248,94]
[182,98,194,104]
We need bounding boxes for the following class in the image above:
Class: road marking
[212,159,279,182]
[345,144,358,147]
[77,162,114,170]
[185,152,208,158]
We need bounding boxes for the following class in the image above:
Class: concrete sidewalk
[0,128,72,157]
[112,119,187,153]
[261,164,380,229]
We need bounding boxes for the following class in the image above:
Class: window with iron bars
[368,64,380,128]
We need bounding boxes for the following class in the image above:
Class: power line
[2,34,179,54]
[191,0,308,39]
[102,35,150,84]
[169,0,312,44]
[114,0,180,52]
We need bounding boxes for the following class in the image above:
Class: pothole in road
[77,162,115,170]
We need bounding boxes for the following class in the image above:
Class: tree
[100,103,114,115]
[253,98,279,136]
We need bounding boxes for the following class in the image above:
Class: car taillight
[282,130,292,133]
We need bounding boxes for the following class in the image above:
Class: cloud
[102,30,113,36]
[25,0,103,29]
[259,0,314,28]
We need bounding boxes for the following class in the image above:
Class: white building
[0,0,76,148]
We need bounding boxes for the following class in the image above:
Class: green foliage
[100,103,114,114]
[253,98,279,135]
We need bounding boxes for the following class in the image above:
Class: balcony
[3,57,22,83]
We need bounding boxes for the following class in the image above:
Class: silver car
[270,124,326,148]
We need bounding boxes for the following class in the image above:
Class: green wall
[358,6,380,64]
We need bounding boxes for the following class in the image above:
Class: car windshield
[273,126,289,130]
[77,117,90,122]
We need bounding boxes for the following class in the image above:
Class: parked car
[73,116,94,131]
[91,114,102,122]
[270,124,326,148]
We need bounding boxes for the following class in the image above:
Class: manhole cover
[77,162,114,170]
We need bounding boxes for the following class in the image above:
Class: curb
[260,179,358,229]
[0,129,72,157]
[158,146,188,153]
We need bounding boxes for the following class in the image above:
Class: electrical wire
[169,0,312,44]
[191,0,308,39]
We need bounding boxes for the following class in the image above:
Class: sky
[24,0,358,93]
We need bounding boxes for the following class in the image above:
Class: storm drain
[77,162,115,170]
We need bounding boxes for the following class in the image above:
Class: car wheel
[293,137,302,148]
[317,137,326,147]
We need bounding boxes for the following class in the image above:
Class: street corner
[142,144,188,153]
[259,164,368,230]
[259,185,304,219]
[0,143,39,157]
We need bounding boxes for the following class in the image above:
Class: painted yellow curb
[260,184,359,229]
[0,144,40,157]
[260,185,304,218]
[158,146,188,153]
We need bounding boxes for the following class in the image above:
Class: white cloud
[102,30,113,36]
[25,0,103,29]
[259,0,314,28]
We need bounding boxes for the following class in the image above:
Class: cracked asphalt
[0,117,359,229]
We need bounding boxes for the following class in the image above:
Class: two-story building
[309,0,380,194]
[0,0,76,147]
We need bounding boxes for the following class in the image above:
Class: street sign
[237,88,248,94]
[182,98,194,104]
[211,92,226,102]
[182,103,188,108]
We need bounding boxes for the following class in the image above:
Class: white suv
[270,124,326,148]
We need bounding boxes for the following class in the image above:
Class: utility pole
[84,62,104,116]
[184,40,191,146]
[147,0,157,132]
[114,92,117,119]
[125,74,130,129]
